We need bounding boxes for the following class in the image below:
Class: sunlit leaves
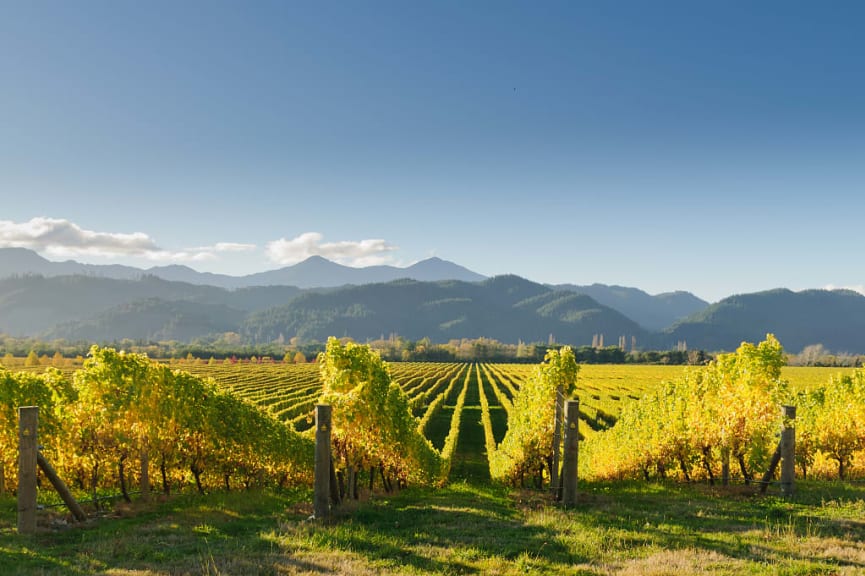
[0,346,313,495]
[491,346,579,484]
[318,337,441,485]
[584,335,789,482]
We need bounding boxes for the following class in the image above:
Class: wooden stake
[18,406,38,533]
[37,452,86,522]
[314,405,332,519]
[780,405,796,496]
[759,443,782,495]
[561,399,580,507]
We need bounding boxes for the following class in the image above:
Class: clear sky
[1,1,863,302]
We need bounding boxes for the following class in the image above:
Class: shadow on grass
[5,480,865,574]
[301,482,581,574]
[0,489,324,576]
[450,406,491,483]
[567,480,865,571]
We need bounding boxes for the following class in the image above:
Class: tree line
[2,334,713,365]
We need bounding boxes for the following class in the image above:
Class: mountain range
[1,247,863,354]
[0,247,485,288]
[553,284,707,332]
[240,276,647,345]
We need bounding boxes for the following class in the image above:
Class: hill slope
[45,299,247,342]
[0,273,646,346]
[5,269,865,354]
[555,283,709,331]
[659,288,865,353]
[0,275,300,336]
[241,276,647,345]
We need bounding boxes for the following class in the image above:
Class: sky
[1,1,863,303]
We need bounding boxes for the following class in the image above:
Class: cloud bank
[0,217,255,262]
[266,232,398,267]
[0,218,400,269]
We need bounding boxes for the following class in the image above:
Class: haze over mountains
[1,247,863,354]
[553,284,707,332]
[0,248,485,288]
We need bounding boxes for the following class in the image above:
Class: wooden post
[36,453,86,522]
[18,406,38,533]
[780,405,796,497]
[759,442,782,495]
[551,386,563,498]
[314,405,332,520]
[561,399,580,507]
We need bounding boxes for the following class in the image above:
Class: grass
[2,480,865,575]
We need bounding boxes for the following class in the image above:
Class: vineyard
[4,337,865,575]
[3,337,865,509]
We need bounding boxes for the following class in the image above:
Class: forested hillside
[2,267,865,354]
[659,288,865,353]
[241,276,647,345]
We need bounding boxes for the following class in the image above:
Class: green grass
[0,488,310,575]
[449,368,490,483]
[2,481,865,575]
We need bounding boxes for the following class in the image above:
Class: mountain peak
[301,255,331,263]
[406,258,485,282]
[0,247,50,265]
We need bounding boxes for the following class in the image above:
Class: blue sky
[1,1,863,302]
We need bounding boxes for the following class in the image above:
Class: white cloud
[0,217,158,256]
[0,217,257,263]
[824,284,865,296]
[266,232,398,266]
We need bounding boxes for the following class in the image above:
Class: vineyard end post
[780,405,796,497]
[314,404,332,520]
[18,406,38,534]
[561,399,580,507]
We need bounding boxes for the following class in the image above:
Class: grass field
[3,480,865,575]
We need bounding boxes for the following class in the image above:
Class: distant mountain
[0,275,300,336]
[555,283,709,331]
[2,269,865,353]
[658,289,865,353]
[0,273,646,345]
[45,299,247,342]
[0,247,143,280]
[241,256,486,288]
[241,275,647,346]
[402,257,487,283]
[0,248,486,288]
[144,265,245,289]
[0,247,54,274]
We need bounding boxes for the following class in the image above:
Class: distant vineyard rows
[3,352,863,500]
[11,358,857,438]
[163,361,689,436]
